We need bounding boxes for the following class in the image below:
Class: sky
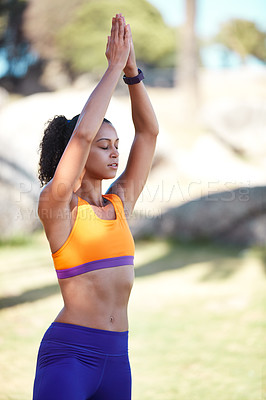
[1,0,265,76]
[148,0,266,68]
[148,0,266,37]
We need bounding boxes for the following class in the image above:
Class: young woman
[33,13,159,400]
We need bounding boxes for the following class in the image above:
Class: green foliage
[56,0,176,75]
[0,0,30,76]
[215,18,266,64]
[23,0,85,59]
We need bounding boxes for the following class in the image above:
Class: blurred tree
[177,0,198,90]
[24,0,176,77]
[0,0,31,77]
[23,0,84,60]
[215,19,266,65]
[177,0,200,116]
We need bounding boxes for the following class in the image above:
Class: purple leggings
[33,322,131,400]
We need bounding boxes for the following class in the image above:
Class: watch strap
[123,68,144,85]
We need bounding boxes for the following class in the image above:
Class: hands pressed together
[105,14,137,75]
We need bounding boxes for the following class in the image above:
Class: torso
[54,265,134,331]
[40,189,134,332]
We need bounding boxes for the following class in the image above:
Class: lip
[107,163,118,169]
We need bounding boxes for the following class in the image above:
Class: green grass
[0,231,265,400]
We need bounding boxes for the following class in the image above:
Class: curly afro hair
[38,115,112,187]
[38,115,79,187]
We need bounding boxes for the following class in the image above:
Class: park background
[0,0,266,399]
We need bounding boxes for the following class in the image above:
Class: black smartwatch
[123,68,144,85]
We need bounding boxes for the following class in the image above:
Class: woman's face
[85,122,119,179]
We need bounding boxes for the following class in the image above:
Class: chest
[89,203,116,221]
[72,205,135,257]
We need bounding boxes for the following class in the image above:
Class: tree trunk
[177,0,198,101]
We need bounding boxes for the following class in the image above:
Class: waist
[42,322,128,355]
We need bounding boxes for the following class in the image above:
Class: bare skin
[38,14,159,332]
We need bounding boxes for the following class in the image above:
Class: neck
[75,176,105,207]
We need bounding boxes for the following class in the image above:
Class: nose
[111,147,119,158]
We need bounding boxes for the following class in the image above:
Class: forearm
[75,65,122,139]
[124,66,159,136]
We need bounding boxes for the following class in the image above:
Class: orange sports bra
[52,194,135,279]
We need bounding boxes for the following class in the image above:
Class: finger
[115,13,122,28]
[116,13,124,26]
[116,13,123,23]
[114,16,119,40]
[118,18,124,39]
[126,23,132,39]
[121,15,126,29]
[124,24,130,44]
[106,35,110,49]
[125,24,130,35]
[111,17,115,38]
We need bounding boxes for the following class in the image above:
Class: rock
[130,186,266,247]
[202,99,266,159]
[0,87,9,109]
[0,155,40,239]
[40,60,72,91]
[0,180,40,239]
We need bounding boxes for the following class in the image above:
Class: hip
[39,321,129,355]
[33,322,131,399]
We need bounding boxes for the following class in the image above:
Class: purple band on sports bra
[56,255,134,279]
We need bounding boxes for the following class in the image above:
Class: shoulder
[105,184,124,204]
[105,187,132,219]
[38,181,76,221]
[38,182,51,214]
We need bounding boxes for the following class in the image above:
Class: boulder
[0,154,40,239]
[130,186,266,247]
[203,99,266,159]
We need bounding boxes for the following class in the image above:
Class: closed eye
[100,147,119,150]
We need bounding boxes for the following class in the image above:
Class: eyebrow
[96,138,119,142]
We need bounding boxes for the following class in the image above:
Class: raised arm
[42,16,130,205]
[107,16,159,214]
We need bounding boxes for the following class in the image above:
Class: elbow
[148,121,159,137]
[148,115,159,136]
[153,122,159,136]
[136,122,159,137]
